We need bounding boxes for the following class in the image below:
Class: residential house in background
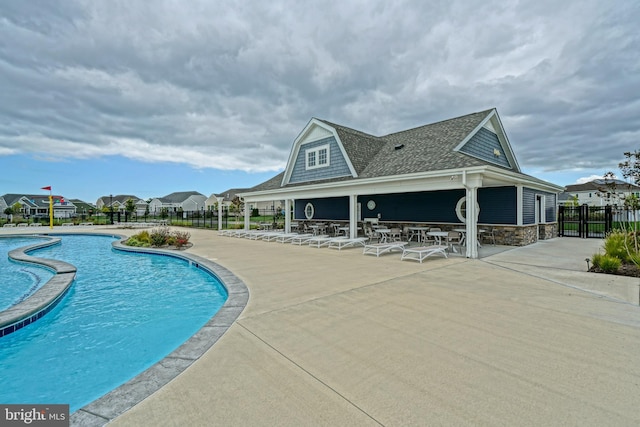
[1,193,77,219]
[70,199,98,219]
[148,191,206,214]
[96,195,148,216]
[240,108,564,258]
[206,188,283,215]
[562,179,640,207]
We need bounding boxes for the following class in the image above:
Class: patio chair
[389,227,402,242]
[446,231,462,252]
[421,230,437,246]
[363,224,380,243]
[480,227,496,245]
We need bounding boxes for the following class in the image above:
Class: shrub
[136,230,151,244]
[149,226,171,247]
[599,255,622,273]
[172,230,191,248]
[603,231,630,263]
[590,253,604,269]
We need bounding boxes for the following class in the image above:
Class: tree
[4,206,14,223]
[618,150,640,185]
[125,198,136,218]
[12,202,22,216]
[229,196,243,223]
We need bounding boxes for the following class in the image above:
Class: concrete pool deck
[3,226,640,426]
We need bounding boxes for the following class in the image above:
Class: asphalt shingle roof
[249,108,512,193]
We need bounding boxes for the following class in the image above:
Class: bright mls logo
[0,405,68,427]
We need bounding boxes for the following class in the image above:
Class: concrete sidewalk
[103,230,640,427]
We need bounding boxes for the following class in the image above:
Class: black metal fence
[558,205,613,238]
[0,207,288,229]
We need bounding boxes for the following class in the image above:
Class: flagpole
[49,187,53,229]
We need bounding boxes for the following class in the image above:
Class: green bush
[599,255,622,273]
[124,237,149,247]
[590,253,604,269]
[149,226,171,247]
[604,231,628,262]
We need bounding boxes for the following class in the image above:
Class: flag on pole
[41,186,52,191]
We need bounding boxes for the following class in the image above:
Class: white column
[465,186,479,259]
[349,194,358,239]
[516,185,523,226]
[285,199,291,233]
[244,202,250,230]
[217,199,224,230]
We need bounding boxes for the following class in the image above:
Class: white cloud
[0,0,637,180]
[576,175,608,184]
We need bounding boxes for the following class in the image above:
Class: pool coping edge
[69,237,249,426]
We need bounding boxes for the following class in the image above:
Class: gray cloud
[0,0,638,177]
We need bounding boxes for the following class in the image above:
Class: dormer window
[305,144,330,170]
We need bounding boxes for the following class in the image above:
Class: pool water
[0,237,54,311]
[0,235,228,412]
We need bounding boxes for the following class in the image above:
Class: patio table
[408,226,430,242]
[453,228,484,247]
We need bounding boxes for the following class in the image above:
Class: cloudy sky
[1,0,638,202]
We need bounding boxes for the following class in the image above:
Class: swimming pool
[0,234,229,413]
[0,237,54,311]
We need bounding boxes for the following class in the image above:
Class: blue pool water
[0,237,54,311]
[0,235,228,412]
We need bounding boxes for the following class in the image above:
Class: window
[304,202,314,220]
[305,144,330,170]
[455,197,480,223]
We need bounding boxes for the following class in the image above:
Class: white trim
[304,202,314,220]
[243,165,562,205]
[455,196,480,223]
[453,109,521,173]
[281,119,357,186]
[516,185,523,226]
[305,144,330,170]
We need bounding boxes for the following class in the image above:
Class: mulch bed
[590,264,640,278]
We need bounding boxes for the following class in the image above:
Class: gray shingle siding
[478,187,517,224]
[545,192,557,222]
[289,137,352,184]
[522,188,556,224]
[523,188,536,224]
[459,127,511,169]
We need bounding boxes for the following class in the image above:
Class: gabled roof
[564,179,640,192]
[215,188,252,199]
[157,191,205,203]
[98,195,142,205]
[360,109,508,178]
[2,194,71,207]
[256,108,525,192]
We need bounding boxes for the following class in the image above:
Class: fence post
[580,204,588,238]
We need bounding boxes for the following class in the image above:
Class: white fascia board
[281,118,357,186]
[242,167,486,202]
[243,165,563,203]
[483,167,564,192]
[453,109,522,173]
